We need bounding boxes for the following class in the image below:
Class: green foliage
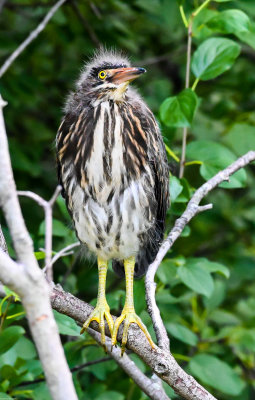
[191,38,241,80]
[1,0,255,399]
[189,354,245,395]
[186,141,247,188]
[160,89,198,127]
[207,9,251,35]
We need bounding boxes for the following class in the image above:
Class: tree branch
[145,151,255,354]
[0,0,67,78]
[50,284,216,400]
[18,186,62,281]
[0,95,78,400]
[87,327,170,400]
[51,241,80,265]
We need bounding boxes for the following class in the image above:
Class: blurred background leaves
[0,0,255,399]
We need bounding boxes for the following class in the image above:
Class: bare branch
[17,190,48,208]
[0,0,67,78]
[51,285,216,400]
[18,185,62,281]
[87,327,170,400]
[0,95,78,400]
[51,242,80,265]
[145,151,255,356]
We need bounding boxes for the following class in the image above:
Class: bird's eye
[98,70,106,80]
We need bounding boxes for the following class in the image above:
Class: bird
[56,49,169,354]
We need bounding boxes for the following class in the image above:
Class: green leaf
[84,346,117,381]
[0,326,25,355]
[186,140,247,188]
[209,309,241,325]
[160,89,198,128]
[53,310,80,336]
[223,123,255,156]
[207,10,250,34]
[235,22,255,50]
[13,336,37,360]
[39,219,70,237]
[165,322,198,346]
[203,280,226,312]
[169,176,183,203]
[31,383,51,400]
[156,260,178,284]
[178,259,214,297]
[0,394,13,399]
[191,38,240,80]
[96,391,124,400]
[34,251,46,260]
[189,354,245,395]
[198,258,230,278]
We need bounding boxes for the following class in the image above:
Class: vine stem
[179,18,193,178]
[179,0,212,178]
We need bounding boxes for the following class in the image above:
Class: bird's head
[76,50,146,104]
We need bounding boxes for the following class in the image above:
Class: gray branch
[87,327,170,400]
[51,284,216,400]
[145,151,255,353]
[18,186,62,281]
[0,95,78,400]
[0,0,67,78]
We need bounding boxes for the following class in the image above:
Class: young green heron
[56,50,169,354]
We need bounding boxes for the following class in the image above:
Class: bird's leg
[111,256,155,355]
[80,258,113,348]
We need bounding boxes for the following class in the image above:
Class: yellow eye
[98,70,106,80]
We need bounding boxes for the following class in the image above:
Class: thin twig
[17,356,111,387]
[71,1,101,47]
[179,18,193,178]
[0,0,67,78]
[51,242,80,265]
[145,151,255,352]
[18,186,62,281]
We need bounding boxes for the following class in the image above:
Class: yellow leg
[81,258,113,348]
[111,256,155,355]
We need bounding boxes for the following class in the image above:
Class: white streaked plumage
[63,101,155,260]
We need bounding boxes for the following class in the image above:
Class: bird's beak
[109,67,146,85]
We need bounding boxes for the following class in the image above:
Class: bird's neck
[90,83,129,107]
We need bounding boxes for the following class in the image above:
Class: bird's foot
[111,306,155,355]
[80,300,113,349]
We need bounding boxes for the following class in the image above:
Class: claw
[81,302,114,348]
[111,307,155,355]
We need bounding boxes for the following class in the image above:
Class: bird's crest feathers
[77,48,130,88]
